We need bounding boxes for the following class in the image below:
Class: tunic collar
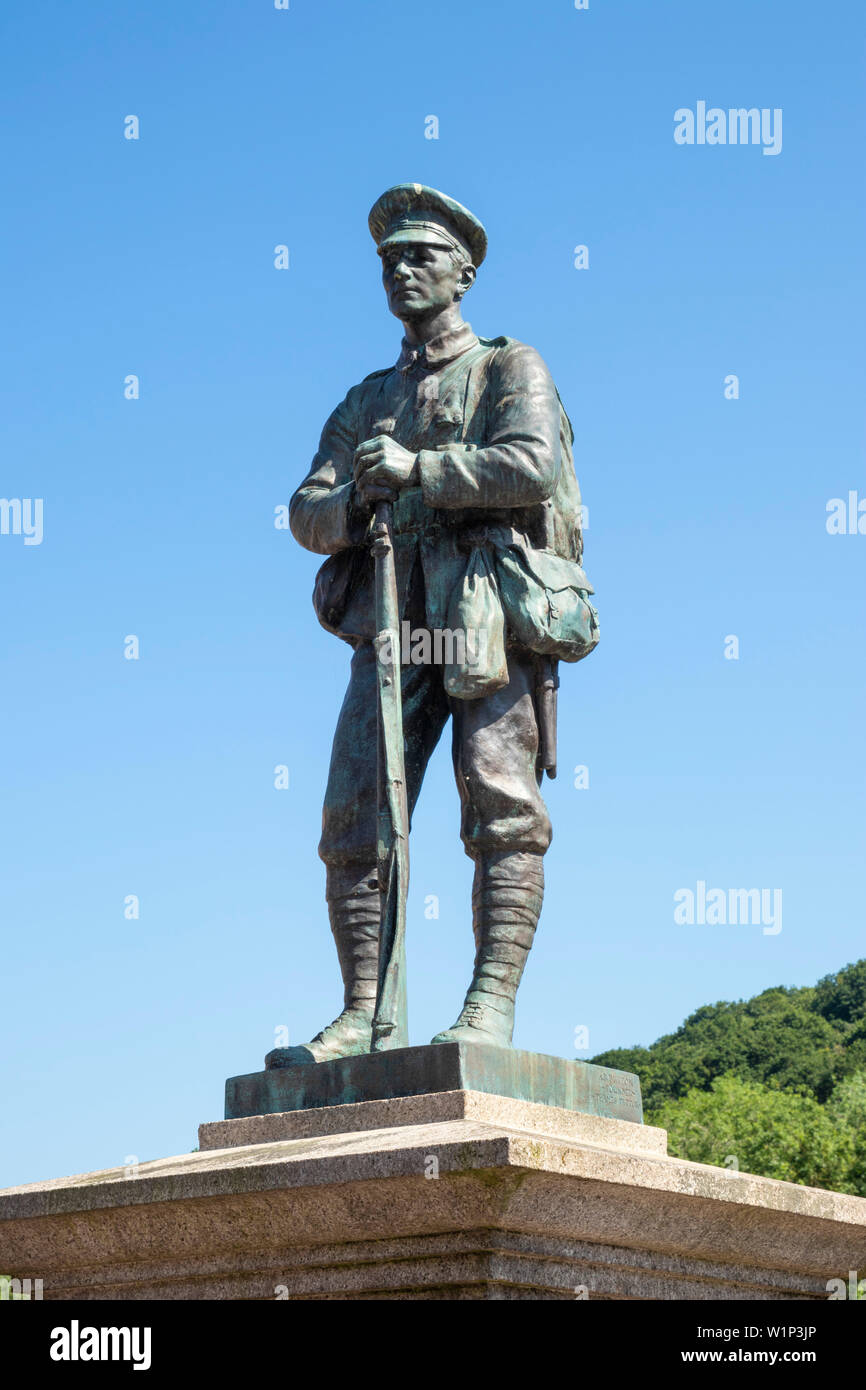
[396,321,479,374]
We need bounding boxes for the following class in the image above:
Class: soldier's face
[380,242,472,321]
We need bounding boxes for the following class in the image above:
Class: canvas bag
[494,544,600,663]
[443,544,509,699]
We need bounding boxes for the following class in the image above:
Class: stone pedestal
[2,1087,865,1299]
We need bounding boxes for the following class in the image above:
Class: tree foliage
[650,1073,859,1194]
[593,960,866,1195]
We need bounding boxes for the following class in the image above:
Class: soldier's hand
[354,436,419,506]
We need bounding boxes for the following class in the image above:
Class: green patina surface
[226,1042,642,1125]
[266,184,601,1074]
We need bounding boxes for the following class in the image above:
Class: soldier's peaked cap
[368,183,487,268]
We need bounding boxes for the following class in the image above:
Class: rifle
[370,499,410,1050]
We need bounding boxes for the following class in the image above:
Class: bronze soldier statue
[268,184,598,1067]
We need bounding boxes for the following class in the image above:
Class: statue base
[225,1043,643,1125]
[3,1087,865,1299]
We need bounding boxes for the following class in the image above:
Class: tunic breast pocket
[429,403,464,445]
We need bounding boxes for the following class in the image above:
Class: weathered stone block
[2,1089,865,1300]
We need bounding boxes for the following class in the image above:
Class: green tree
[827,1069,866,1194]
[647,1074,859,1194]
[595,963,866,1112]
[595,986,849,1109]
[813,961,866,1025]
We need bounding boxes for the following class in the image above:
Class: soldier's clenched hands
[353,436,419,506]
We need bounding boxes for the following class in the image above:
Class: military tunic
[290,322,583,867]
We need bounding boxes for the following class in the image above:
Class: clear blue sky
[1,0,864,1188]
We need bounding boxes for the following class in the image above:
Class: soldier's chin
[389,293,427,317]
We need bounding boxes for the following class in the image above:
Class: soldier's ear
[456,263,476,298]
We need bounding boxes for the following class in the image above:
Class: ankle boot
[266,864,379,1067]
[431,851,543,1047]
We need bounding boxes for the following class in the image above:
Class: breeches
[319,641,553,867]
